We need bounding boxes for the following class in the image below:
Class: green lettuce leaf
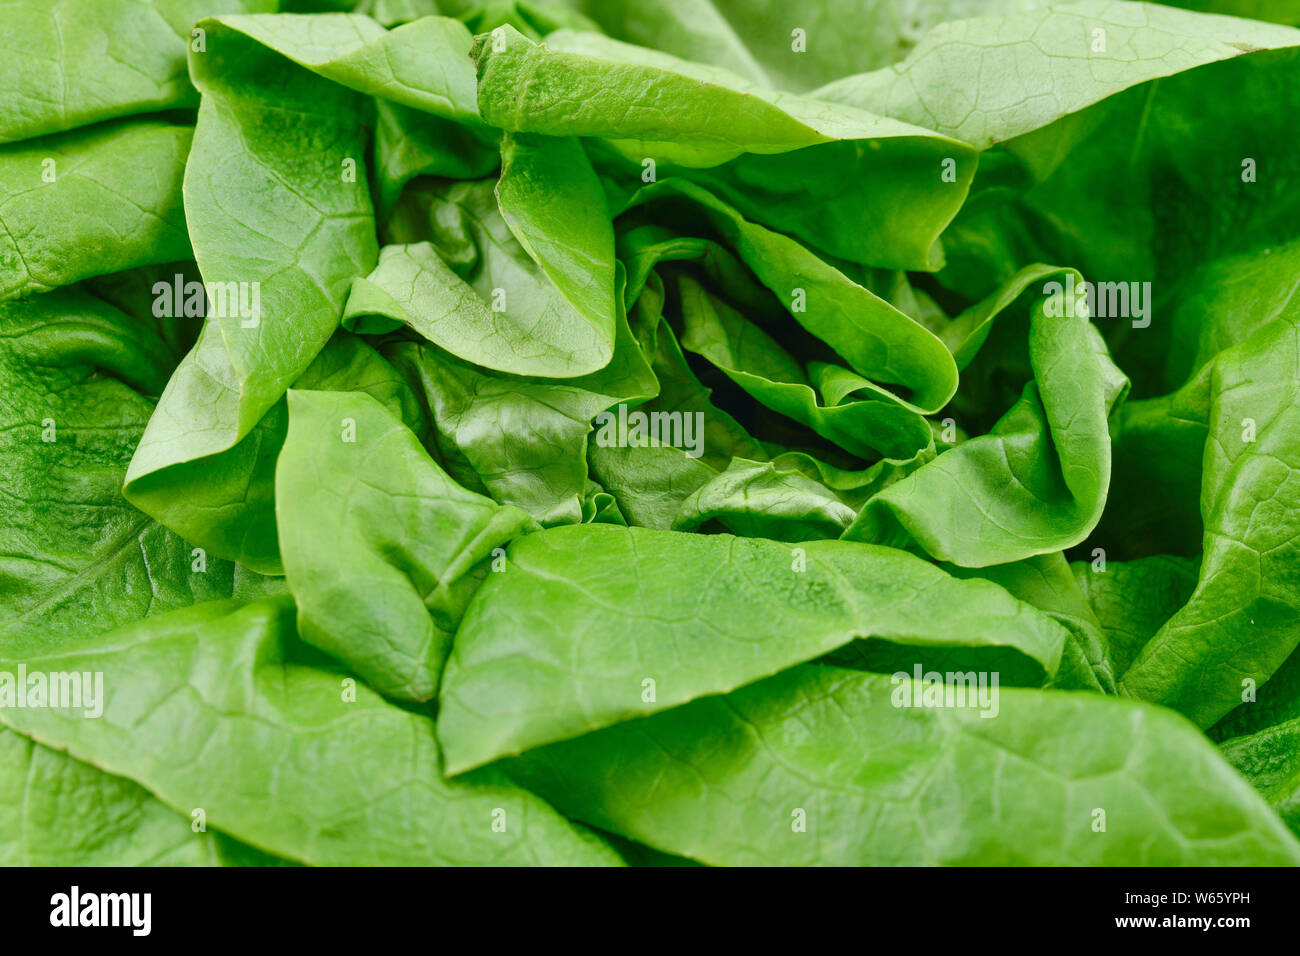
[123,15,378,573]
[438,523,1068,773]
[506,663,1300,865]
[277,389,536,701]
[0,597,620,866]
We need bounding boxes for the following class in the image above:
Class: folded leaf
[438,523,1067,773]
[1120,298,1300,727]
[677,274,934,460]
[475,25,977,268]
[620,179,960,415]
[124,15,378,572]
[213,12,482,121]
[277,389,537,701]
[125,328,419,574]
[956,552,1115,693]
[557,0,1056,93]
[846,266,1129,566]
[353,133,618,377]
[673,457,858,541]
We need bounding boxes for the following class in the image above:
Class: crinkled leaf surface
[277,389,536,702]
[475,25,977,268]
[0,0,274,144]
[846,266,1129,566]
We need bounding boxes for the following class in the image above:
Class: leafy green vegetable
[506,664,1300,865]
[0,120,193,299]
[0,598,618,866]
[1118,275,1300,728]
[123,14,379,573]
[815,2,1300,148]
[438,523,1068,773]
[0,0,275,144]
[0,729,289,866]
[277,389,536,701]
[350,133,620,377]
[4,0,1299,867]
[846,266,1129,566]
[474,25,979,268]
[0,288,281,649]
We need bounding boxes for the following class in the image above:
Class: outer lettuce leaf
[0,120,192,299]
[0,289,280,650]
[437,523,1068,773]
[218,11,499,217]
[549,0,1053,92]
[212,12,483,122]
[546,0,774,87]
[927,33,1300,346]
[473,24,949,164]
[0,597,620,866]
[816,1,1300,148]
[506,664,1300,865]
[0,0,275,144]
[0,288,288,868]
[0,729,290,866]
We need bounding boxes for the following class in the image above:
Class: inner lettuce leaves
[3,0,1300,867]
